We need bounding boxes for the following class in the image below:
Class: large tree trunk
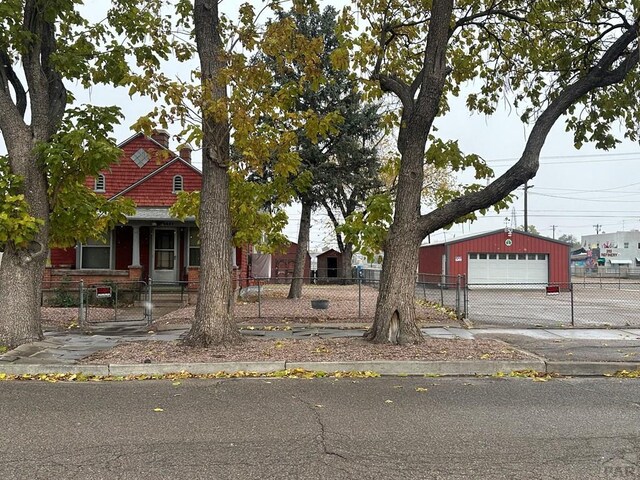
[0,1,65,347]
[288,199,311,299]
[186,0,240,346]
[0,146,50,347]
[340,242,353,281]
[365,146,425,344]
[367,0,453,344]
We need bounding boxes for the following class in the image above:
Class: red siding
[271,243,311,279]
[418,244,446,275]
[443,231,570,283]
[116,161,202,207]
[114,226,133,270]
[85,134,176,198]
[50,247,76,268]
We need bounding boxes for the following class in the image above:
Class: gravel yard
[80,337,530,364]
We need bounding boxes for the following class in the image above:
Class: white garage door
[467,253,548,288]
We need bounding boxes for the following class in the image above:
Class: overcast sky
[2,0,638,251]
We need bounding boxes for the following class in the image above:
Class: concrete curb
[286,360,546,376]
[2,360,640,378]
[1,360,545,377]
[545,361,640,376]
[0,364,110,376]
[108,361,286,376]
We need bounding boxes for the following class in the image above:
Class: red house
[270,242,311,281]
[46,130,249,287]
[418,229,571,288]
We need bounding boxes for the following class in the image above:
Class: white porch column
[131,225,141,267]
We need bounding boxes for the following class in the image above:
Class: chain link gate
[78,280,150,326]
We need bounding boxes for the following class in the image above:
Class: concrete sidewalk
[1,322,640,377]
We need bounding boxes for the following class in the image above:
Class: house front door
[152,228,178,283]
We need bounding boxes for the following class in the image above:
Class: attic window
[131,148,150,168]
[173,175,183,193]
[94,174,105,192]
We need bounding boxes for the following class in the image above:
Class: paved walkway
[2,322,640,366]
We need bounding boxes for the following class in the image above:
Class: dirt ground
[81,337,530,364]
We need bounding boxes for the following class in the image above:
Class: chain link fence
[229,273,464,323]
[41,280,150,327]
[466,281,640,328]
[40,274,640,329]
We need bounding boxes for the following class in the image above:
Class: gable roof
[117,132,177,155]
[421,229,572,247]
[109,156,202,200]
[317,248,341,257]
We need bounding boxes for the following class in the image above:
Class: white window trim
[173,175,184,193]
[94,174,105,192]
[78,232,113,270]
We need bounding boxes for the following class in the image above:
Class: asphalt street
[1,377,639,479]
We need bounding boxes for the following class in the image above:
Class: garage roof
[420,229,571,247]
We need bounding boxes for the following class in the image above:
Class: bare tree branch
[417,19,640,239]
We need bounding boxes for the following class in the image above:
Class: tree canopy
[343,0,639,343]
[0,0,184,347]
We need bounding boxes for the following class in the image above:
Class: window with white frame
[80,234,111,269]
[173,175,184,193]
[188,228,200,267]
[94,174,105,192]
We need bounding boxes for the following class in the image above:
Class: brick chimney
[179,145,192,164]
[151,129,170,148]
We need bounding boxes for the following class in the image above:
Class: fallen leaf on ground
[153,408,164,412]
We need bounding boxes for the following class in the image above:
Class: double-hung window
[80,234,111,269]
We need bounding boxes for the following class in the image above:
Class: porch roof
[126,207,196,222]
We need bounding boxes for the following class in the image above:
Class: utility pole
[551,225,558,239]
[593,224,602,234]
[524,182,534,232]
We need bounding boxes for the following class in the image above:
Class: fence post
[114,283,118,322]
[463,276,468,319]
[570,282,575,327]
[358,276,362,319]
[79,280,85,327]
[456,275,462,318]
[258,280,262,318]
[147,278,153,325]
[440,282,444,306]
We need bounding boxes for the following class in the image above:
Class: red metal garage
[419,229,571,288]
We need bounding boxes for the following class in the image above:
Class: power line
[486,151,639,166]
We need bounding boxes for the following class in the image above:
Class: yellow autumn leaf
[153,408,164,412]
[415,387,428,392]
